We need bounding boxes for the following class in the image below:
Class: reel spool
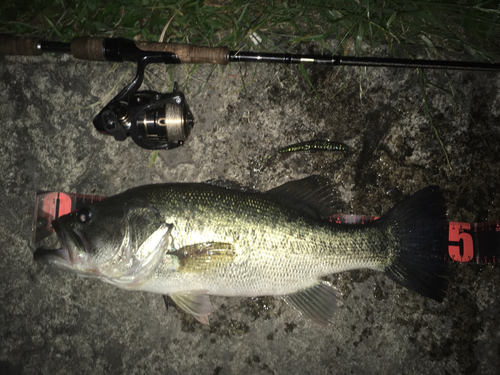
[94,85,194,150]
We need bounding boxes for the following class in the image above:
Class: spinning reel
[91,39,194,150]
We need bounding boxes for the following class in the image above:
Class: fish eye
[77,208,92,224]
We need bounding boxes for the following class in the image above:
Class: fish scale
[139,184,416,295]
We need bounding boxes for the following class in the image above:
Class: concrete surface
[1,43,499,374]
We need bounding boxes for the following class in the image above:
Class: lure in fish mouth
[33,177,448,326]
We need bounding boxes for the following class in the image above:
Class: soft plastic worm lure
[254,140,348,172]
[275,140,348,154]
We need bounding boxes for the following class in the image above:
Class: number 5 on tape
[448,222,474,262]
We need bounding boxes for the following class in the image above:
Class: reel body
[94,86,194,150]
[91,38,194,150]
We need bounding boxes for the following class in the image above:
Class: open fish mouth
[33,220,87,272]
[33,247,71,266]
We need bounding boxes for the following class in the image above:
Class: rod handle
[71,37,107,61]
[0,35,42,56]
[72,38,230,64]
[135,41,229,64]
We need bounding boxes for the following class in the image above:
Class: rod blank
[228,51,500,71]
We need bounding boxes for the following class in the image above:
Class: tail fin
[378,186,448,302]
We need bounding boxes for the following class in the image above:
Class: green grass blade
[149,150,159,167]
[298,64,320,100]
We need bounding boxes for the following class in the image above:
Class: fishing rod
[2,35,500,149]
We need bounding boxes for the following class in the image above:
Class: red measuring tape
[31,191,105,246]
[32,192,500,264]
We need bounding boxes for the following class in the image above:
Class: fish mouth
[33,247,71,267]
[33,220,88,272]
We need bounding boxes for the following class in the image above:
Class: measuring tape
[31,191,105,246]
[32,192,500,264]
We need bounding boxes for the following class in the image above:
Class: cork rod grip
[135,41,229,64]
[71,37,106,61]
[0,35,42,56]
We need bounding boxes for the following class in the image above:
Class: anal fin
[283,281,341,326]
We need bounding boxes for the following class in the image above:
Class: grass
[1,1,499,60]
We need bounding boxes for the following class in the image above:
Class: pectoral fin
[283,281,341,326]
[170,292,212,325]
[174,242,237,272]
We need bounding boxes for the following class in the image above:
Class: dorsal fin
[266,176,344,218]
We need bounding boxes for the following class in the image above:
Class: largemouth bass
[34,177,448,325]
